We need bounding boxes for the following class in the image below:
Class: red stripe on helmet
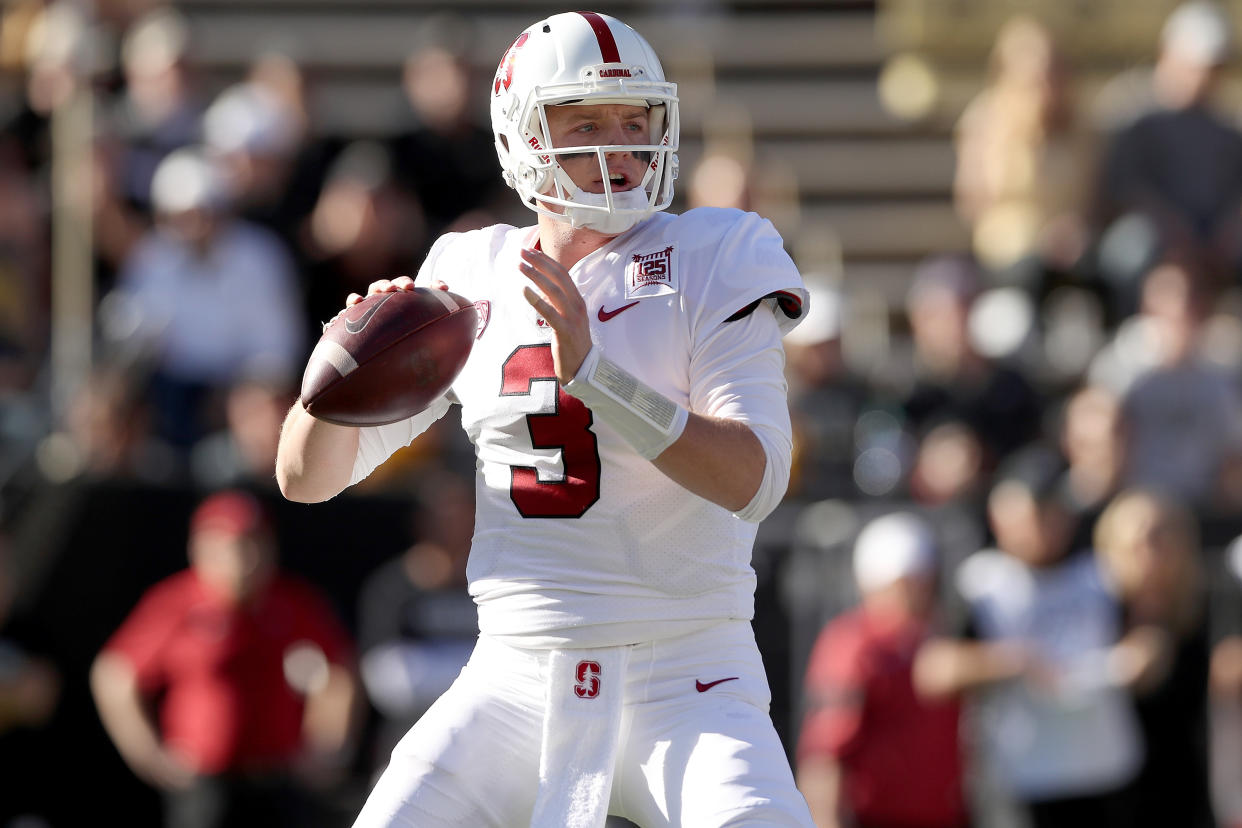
[577,11,621,64]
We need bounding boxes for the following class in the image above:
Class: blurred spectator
[915,445,1143,828]
[1094,1,1242,303]
[356,470,476,774]
[109,6,205,214]
[784,274,872,501]
[796,512,966,828]
[906,419,987,511]
[302,140,427,342]
[106,147,304,448]
[203,70,332,258]
[0,130,47,391]
[90,490,358,828]
[686,103,803,242]
[390,18,506,233]
[1094,490,1215,828]
[190,375,295,490]
[1089,251,1242,508]
[899,255,1043,472]
[953,15,1093,288]
[1058,384,1127,551]
[36,366,180,484]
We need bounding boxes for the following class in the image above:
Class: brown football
[301,288,479,426]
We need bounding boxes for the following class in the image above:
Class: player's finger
[365,276,417,296]
[522,285,564,329]
[518,261,574,312]
[431,279,450,291]
[519,248,573,286]
[345,293,363,306]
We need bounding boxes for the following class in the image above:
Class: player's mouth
[593,169,637,193]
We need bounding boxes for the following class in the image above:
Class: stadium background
[4,0,1242,826]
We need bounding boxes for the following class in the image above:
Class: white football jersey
[351,207,806,647]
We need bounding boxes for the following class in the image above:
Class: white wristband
[564,346,689,460]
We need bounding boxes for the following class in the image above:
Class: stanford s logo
[494,32,529,95]
[574,660,601,699]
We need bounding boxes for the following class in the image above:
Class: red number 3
[501,345,601,518]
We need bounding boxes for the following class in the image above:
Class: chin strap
[562,187,653,235]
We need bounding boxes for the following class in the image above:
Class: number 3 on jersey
[501,345,601,518]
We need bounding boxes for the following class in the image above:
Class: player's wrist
[564,345,688,459]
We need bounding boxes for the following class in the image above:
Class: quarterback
[277,11,814,827]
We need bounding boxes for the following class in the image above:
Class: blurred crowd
[3,1,1242,827]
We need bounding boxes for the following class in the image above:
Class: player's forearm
[651,413,766,512]
[276,401,360,503]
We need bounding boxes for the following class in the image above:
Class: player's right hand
[345,277,449,307]
[324,278,452,332]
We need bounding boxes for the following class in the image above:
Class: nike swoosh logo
[344,292,395,334]
[597,301,639,322]
[695,677,739,693]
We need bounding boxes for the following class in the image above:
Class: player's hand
[346,275,415,307]
[326,278,450,330]
[519,247,592,384]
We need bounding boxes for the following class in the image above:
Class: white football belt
[530,645,631,828]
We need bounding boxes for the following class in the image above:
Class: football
[301,288,480,426]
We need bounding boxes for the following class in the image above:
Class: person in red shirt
[90,490,358,828]
[797,512,967,828]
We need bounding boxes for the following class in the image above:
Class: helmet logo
[597,67,632,78]
[494,32,529,95]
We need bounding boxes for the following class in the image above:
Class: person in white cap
[277,10,813,828]
[796,512,967,828]
[110,147,304,448]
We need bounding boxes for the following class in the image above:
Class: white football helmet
[491,11,679,235]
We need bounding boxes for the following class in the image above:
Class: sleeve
[348,232,463,486]
[350,399,453,486]
[797,618,867,763]
[100,582,181,693]
[691,210,808,339]
[689,284,793,522]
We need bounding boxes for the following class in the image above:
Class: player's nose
[601,121,634,154]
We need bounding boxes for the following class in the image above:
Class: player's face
[544,103,649,195]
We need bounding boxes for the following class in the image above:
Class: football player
[277,11,814,827]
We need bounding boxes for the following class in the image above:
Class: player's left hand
[519,247,592,383]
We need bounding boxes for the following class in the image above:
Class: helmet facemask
[492,13,679,235]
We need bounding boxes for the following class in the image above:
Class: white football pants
[352,620,813,827]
